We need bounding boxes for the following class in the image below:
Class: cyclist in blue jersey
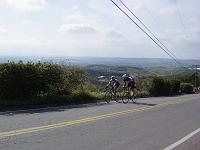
[122,74,136,98]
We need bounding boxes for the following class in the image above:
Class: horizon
[0,55,200,61]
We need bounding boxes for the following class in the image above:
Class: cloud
[21,20,32,25]
[0,0,47,11]
[0,27,8,35]
[0,0,200,59]
[69,5,79,13]
[58,24,98,34]
[106,29,123,38]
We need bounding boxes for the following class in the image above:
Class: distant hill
[0,56,200,67]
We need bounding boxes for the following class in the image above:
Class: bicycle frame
[122,86,136,104]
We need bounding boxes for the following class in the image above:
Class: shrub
[180,83,194,94]
[136,78,152,93]
[136,90,150,98]
[150,77,171,96]
[76,82,97,93]
[38,63,66,96]
[170,79,181,95]
[150,77,182,96]
[63,67,86,93]
[0,62,42,100]
[0,62,86,101]
[69,92,98,104]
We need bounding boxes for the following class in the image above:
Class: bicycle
[121,86,137,104]
[103,86,121,103]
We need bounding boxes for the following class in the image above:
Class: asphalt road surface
[0,94,200,150]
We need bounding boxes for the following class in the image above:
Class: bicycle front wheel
[131,95,137,103]
[114,91,121,102]
[122,91,130,104]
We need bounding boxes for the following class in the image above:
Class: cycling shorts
[128,81,135,88]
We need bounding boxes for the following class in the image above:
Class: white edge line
[163,128,200,150]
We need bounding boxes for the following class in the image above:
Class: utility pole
[195,65,197,88]
[192,65,200,88]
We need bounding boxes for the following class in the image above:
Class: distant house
[98,76,105,79]
[98,76,106,82]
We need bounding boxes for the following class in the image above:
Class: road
[0,94,200,150]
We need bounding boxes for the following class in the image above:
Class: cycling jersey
[107,79,120,87]
[123,76,135,88]
[126,77,134,82]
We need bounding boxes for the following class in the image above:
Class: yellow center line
[0,97,199,138]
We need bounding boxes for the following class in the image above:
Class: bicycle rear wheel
[104,91,112,103]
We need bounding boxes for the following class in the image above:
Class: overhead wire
[141,1,167,34]
[118,0,178,60]
[175,1,188,39]
[109,0,181,65]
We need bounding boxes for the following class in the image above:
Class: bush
[150,77,171,96]
[180,83,194,94]
[69,92,99,104]
[136,90,150,98]
[63,67,86,93]
[0,62,42,100]
[170,79,181,95]
[150,77,182,96]
[136,78,152,93]
[0,62,86,101]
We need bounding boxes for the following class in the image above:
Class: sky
[0,0,200,59]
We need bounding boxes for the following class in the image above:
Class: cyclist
[106,76,120,98]
[122,74,136,99]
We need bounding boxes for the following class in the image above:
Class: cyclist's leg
[113,83,119,98]
[115,83,120,96]
[111,85,116,99]
[127,82,132,96]
[131,82,136,99]
[129,81,135,97]
[113,86,116,97]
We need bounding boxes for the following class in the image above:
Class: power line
[109,0,181,65]
[175,2,188,39]
[118,0,178,60]
[141,1,167,34]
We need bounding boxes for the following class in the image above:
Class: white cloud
[106,29,123,38]
[69,5,79,13]
[0,27,8,35]
[0,0,47,11]
[21,20,32,25]
[0,0,200,59]
[58,24,98,34]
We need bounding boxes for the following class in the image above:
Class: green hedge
[171,79,181,95]
[150,77,181,96]
[0,62,85,101]
[0,92,102,110]
[180,83,194,94]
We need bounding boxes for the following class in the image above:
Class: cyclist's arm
[106,80,112,87]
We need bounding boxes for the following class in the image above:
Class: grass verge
[0,92,103,111]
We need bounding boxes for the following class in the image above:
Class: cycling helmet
[111,76,115,80]
[122,74,128,79]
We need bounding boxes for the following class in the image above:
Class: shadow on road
[131,102,157,106]
[0,102,112,116]
[0,101,157,116]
